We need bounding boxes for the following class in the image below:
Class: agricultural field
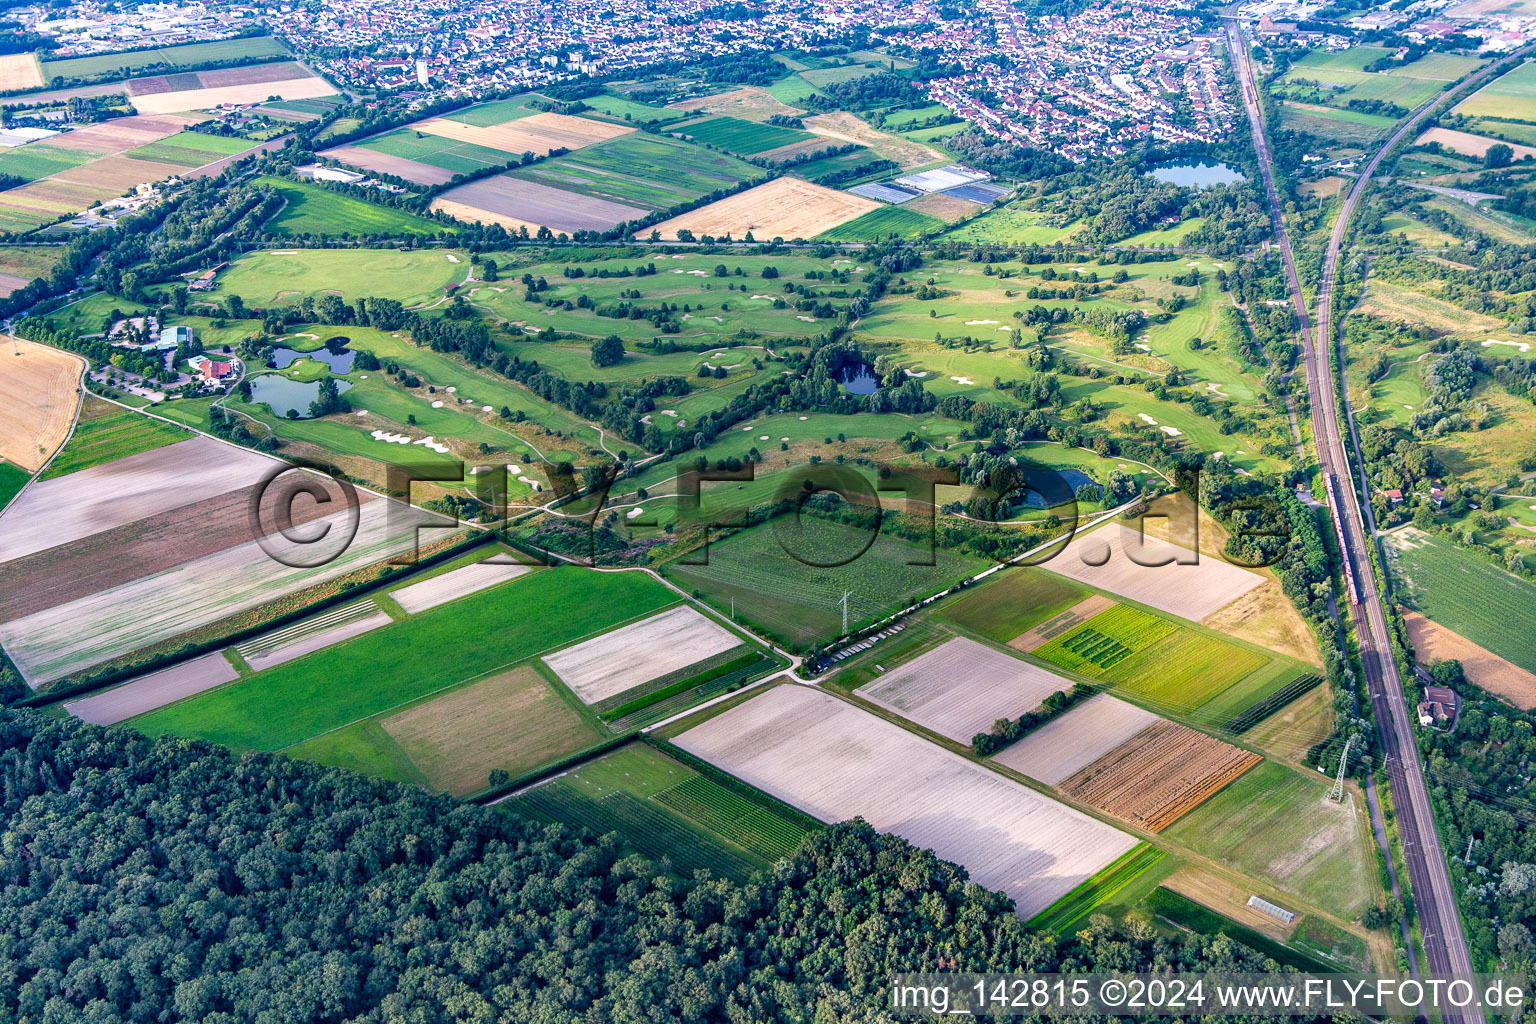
[580,93,687,126]
[542,604,742,706]
[122,131,253,167]
[62,651,239,725]
[673,115,815,156]
[344,128,517,177]
[0,53,43,92]
[945,204,1083,244]
[39,399,187,479]
[213,248,466,308]
[39,35,290,81]
[674,685,1138,917]
[663,517,985,649]
[1058,720,1262,832]
[387,558,534,614]
[0,144,94,183]
[127,63,336,116]
[855,636,1075,742]
[992,693,1158,784]
[1030,844,1169,933]
[1142,888,1329,972]
[1279,102,1394,144]
[510,742,809,882]
[1280,47,1477,113]
[433,174,646,234]
[0,461,27,510]
[1415,126,1536,160]
[814,205,945,241]
[237,600,394,672]
[0,244,67,286]
[936,566,1091,643]
[1164,761,1376,918]
[0,337,82,472]
[1403,610,1536,710]
[504,132,764,212]
[1384,527,1536,676]
[133,568,675,750]
[1454,58,1536,122]
[443,95,545,126]
[253,176,447,236]
[647,176,879,240]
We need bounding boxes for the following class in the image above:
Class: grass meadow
[0,459,29,509]
[254,176,447,236]
[216,248,466,307]
[41,35,288,80]
[358,129,512,175]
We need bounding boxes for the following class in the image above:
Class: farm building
[1417,686,1459,728]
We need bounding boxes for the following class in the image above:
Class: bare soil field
[0,54,44,92]
[47,114,200,154]
[241,606,393,672]
[1009,594,1115,652]
[0,337,82,472]
[429,197,538,232]
[131,73,336,115]
[670,87,806,120]
[906,192,982,223]
[647,176,878,241]
[319,145,454,186]
[1060,720,1262,832]
[55,155,193,189]
[63,651,238,723]
[1298,176,1347,198]
[1415,126,1536,160]
[1203,576,1320,663]
[0,272,27,297]
[1037,523,1265,621]
[544,604,741,705]
[389,558,534,614]
[858,635,1075,742]
[0,436,275,564]
[1404,609,1536,709]
[674,685,1138,918]
[201,62,318,88]
[381,664,603,797]
[0,481,357,622]
[991,694,1159,784]
[433,175,645,233]
[0,496,429,685]
[803,111,947,170]
[414,112,632,156]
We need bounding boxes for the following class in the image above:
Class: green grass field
[0,244,66,282]
[40,403,189,479]
[358,128,514,174]
[676,116,813,156]
[443,95,544,126]
[215,248,465,307]
[944,205,1082,244]
[507,743,808,882]
[815,205,944,241]
[767,74,823,106]
[253,175,445,236]
[1164,761,1375,918]
[0,460,29,509]
[1280,103,1392,144]
[1029,845,1168,933]
[133,570,677,751]
[663,516,985,649]
[1456,60,1536,122]
[123,131,252,167]
[0,144,94,183]
[40,35,289,80]
[1384,527,1536,673]
[937,567,1090,643]
[1142,888,1329,972]
[580,93,687,125]
[506,132,763,211]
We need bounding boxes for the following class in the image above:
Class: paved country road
[1225,20,1522,1021]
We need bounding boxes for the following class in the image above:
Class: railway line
[1225,19,1493,1019]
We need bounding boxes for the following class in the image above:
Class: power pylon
[1329,735,1354,802]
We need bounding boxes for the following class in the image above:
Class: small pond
[1016,468,1098,508]
[838,363,878,395]
[269,336,356,373]
[1149,162,1246,188]
[247,374,353,419]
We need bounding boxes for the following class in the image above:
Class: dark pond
[839,363,878,395]
[1149,162,1245,188]
[269,336,355,373]
[247,374,353,419]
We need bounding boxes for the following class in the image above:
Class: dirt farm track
[0,337,83,472]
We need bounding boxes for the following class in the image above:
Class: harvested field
[1059,720,1262,832]
[413,112,632,156]
[0,178,117,229]
[432,175,645,233]
[54,155,190,190]
[674,685,1137,918]
[0,436,272,563]
[64,651,238,725]
[0,337,82,472]
[1010,594,1115,652]
[647,176,878,241]
[319,144,454,185]
[905,191,985,223]
[1038,523,1265,620]
[858,636,1075,742]
[239,602,393,672]
[0,273,28,297]
[45,114,200,155]
[992,694,1158,784]
[1404,610,1536,710]
[130,73,336,115]
[1414,126,1536,160]
[389,557,534,613]
[543,604,739,705]
[0,54,42,92]
[380,664,603,797]
[0,496,432,685]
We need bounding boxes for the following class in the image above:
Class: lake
[839,364,878,395]
[1150,162,1246,188]
[247,375,353,419]
[269,336,356,373]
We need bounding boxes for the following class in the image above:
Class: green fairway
[506,742,809,882]
[1384,527,1536,673]
[1029,845,1168,933]
[215,248,466,307]
[41,35,289,80]
[675,115,814,156]
[1164,761,1375,918]
[254,175,447,236]
[1122,216,1205,246]
[133,569,678,750]
[358,128,515,174]
[663,516,985,649]
[506,132,763,211]
[937,567,1090,643]
[0,144,94,182]
[0,460,29,509]
[815,205,944,241]
[41,403,189,479]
